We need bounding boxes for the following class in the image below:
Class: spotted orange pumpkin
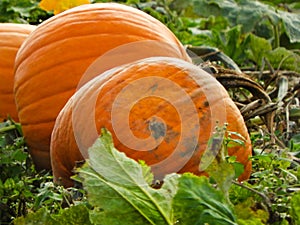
[50,57,252,187]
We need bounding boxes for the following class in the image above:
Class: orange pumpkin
[13,3,191,170]
[0,23,35,122]
[50,57,252,187]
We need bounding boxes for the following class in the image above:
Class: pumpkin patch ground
[1,0,300,225]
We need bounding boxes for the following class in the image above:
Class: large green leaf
[78,128,179,225]
[173,173,237,225]
[183,0,300,43]
[279,10,300,43]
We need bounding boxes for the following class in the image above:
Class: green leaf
[289,133,300,152]
[12,149,28,162]
[265,47,300,72]
[14,204,91,225]
[53,204,92,225]
[223,26,244,60]
[173,174,237,225]
[234,198,269,225]
[4,178,16,190]
[225,156,244,179]
[250,154,273,164]
[9,6,33,17]
[245,33,272,65]
[290,192,300,225]
[207,159,236,196]
[226,131,246,148]
[0,0,52,24]
[199,124,238,198]
[139,160,154,185]
[191,0,278,32]
[78,128,179,225]
[232,162,245,179]
[13,208,56,225]
[279,10,300,43]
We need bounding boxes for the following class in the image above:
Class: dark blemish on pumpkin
[148,117,166,140]
[204,101,209,107]
[148,83,158,93]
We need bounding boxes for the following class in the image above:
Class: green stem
[267,15,280,49]
[273,24,280,49]
[0,125,17,133]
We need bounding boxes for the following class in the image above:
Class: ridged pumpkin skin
[0,23,35,121]
[13,3,191,170]
[51,57,252,187]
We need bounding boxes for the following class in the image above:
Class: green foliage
[14,208,56,225]
[0,120,34,223]
[76,129,244,225]
[289,134,300,152]
[235,198,269,225]
[78,128,177,225]
[2,125,298,225]
[290,192,300,225]
[14,129,240,225]
[264,47,300,72]
[245,33,273,66]
[172,0,300,44]
[14,204,92,225]
[0,120,81,224]
[0,0,52,24]
[199,124,246,204]
[173,174,237,225]
[0,119,22,148]
[239,133,300,223]
[162,0,300,69]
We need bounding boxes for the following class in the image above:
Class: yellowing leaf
[39,0,90,15]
